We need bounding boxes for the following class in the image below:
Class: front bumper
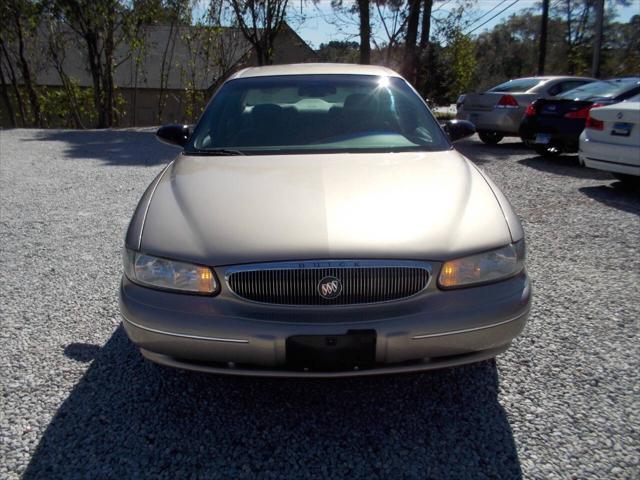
[120,270,531,377]
[579,132,640,176]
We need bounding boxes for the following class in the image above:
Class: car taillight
[524,103,536,117]
[585,114,604,130]
[564,103,605,119]
[496,95,519,109]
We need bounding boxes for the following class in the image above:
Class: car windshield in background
[557,79,640,101]
[187,75,449,154]
[488,78,545,93]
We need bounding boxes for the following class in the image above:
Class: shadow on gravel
[518,155,612,180]
[23,130,177,166]
[24,327,522,479]
[455,139,531,165]
[64,343,102,363]
[580,184,640,216]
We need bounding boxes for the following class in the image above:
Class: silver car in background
[119,64,532,377]
[457,76,595,144]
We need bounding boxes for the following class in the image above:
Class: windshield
[488,78,545,93]
[186,75,449,154]
[557,79,640,100]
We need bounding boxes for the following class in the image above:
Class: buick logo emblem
[317,276,342,299]
[617,112,623,119]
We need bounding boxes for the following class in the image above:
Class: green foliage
[446,30,476,99]
[39,83,96,128]
[317,41,360,63]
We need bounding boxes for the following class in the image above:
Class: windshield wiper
[190,148,245,156]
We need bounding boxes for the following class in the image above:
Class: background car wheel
[479,132,504,145]
[613,173,640,187]
[533,144,562,157]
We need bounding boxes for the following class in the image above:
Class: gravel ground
[1,129,638,479]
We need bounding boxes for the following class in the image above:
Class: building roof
[232,63,402,79]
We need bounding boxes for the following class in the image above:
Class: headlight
[438,240,525,289]
[123,249,218,295]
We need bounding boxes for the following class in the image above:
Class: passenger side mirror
[444,119,476,143]
[156,124,190,148]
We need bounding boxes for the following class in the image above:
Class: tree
[181,0,247,122]
[374,0,408,66]
[52,0,126,127]
[400,0,420,83]
[2,0,43,126]
[446,29,475,97]
[45,20,86,128]
[0,37,27,126]
[328,0,372,64]
[156,0,192,123]
[317,40,360,63]
[356,0,371,63]
[0,60,17,127]
[230,0,289,65]
[416,0,433,95]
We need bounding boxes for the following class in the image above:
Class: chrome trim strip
[412,313,525,340]
[123,316,249,343]
[224,259,434,275]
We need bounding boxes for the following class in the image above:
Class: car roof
[500,76,595,82]
[230,63,402,79]
[603,77,640,83]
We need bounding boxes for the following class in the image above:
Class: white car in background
[579,95,640,186]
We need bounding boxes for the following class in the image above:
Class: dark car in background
[456,76,595,145]
[519,78,640,156]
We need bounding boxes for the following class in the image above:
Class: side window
[550,81,590,96]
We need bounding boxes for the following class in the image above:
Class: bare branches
[229,0,289,65]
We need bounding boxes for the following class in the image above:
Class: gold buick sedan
[119,64,531,377]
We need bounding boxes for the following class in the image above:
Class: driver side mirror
[444,119,476,143]
[156,124,190,147]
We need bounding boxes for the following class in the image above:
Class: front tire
[479,132,504,145]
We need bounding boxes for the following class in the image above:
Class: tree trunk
[51,58,85,128]
[158,19,179,123]
[537,0,549,75]
[402,0,421,84]
[591,0,604,78]
[566,0,575,75]
[13,14,42,127]
[86,35,107,128]
[103,15,115,126]
[417,0,433,96]
[0,61,17,127]
[357,0,371,64]
[0,39,26,126]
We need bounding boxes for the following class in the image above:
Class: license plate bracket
[286,330,376,371]
[611,122,632,137]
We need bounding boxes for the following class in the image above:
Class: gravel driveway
[1,129,638,479]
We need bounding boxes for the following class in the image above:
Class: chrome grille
[226,261,430,305]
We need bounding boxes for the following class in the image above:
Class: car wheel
[613,173,640,187]
[478,132,504,145]
[533,144,562,157]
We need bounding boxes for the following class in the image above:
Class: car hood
[140,150,513,266]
